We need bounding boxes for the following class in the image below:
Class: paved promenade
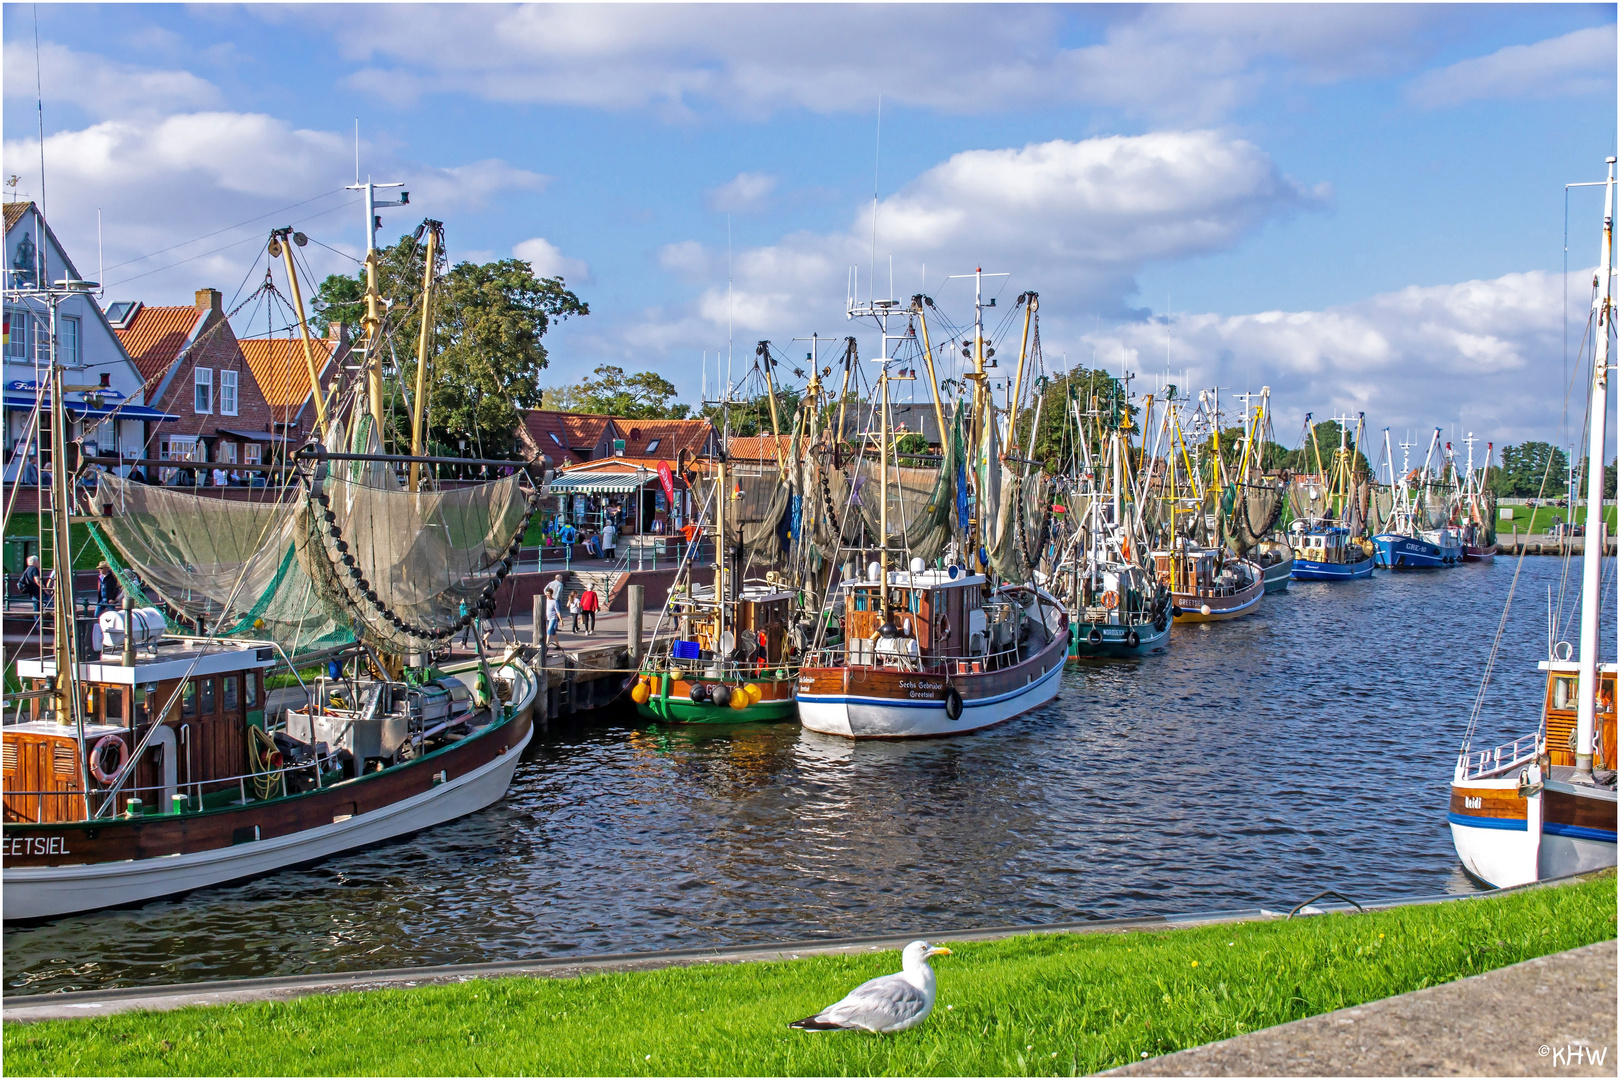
[1110,939,1616,1077]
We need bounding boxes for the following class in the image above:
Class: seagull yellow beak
[926,946,952,957]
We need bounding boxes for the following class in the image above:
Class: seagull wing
[789,972,932,1033]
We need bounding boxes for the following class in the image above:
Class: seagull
[789,940,952,1034]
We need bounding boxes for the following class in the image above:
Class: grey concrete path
[1109,939,1617,1077]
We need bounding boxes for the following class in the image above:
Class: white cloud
[1,103,551,303]
[2,40,221,118]
[513,237,590,283]
[1408,25,1616,108]
[275,4,1457,122]
[706,171,777,214]
[1071,269,1576,444]
[644,130,1322,345]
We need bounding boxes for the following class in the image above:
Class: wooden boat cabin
[830,565,1039,674]
[1539,660,1619,772]
[1153,546,1249,595]
[5,638,276,825]
[1288,524,1369,566]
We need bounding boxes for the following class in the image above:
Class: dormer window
[548,432,563,446]
[646,438,661,453]
[104,301,142,329]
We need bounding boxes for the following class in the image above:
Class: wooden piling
[627,584,645,664]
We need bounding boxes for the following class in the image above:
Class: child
[568,591,582,633]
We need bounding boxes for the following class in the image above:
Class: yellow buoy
[744,683,763,704]
[630,680,651,704]
[729,690,749,710]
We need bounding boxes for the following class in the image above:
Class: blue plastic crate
[672,639,702,661]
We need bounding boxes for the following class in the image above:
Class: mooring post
[627,583,645,665]
[533,594,545,649]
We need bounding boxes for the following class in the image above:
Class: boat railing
[1457,731,1541,781]
[1,747,349,825]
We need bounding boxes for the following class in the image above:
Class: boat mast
[1574,155,1616,784]
[878,354,890,613]
[408,221,441,492]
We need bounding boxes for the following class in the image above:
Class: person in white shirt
[602,521,617,560]
[545,592,562,647]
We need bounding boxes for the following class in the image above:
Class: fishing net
[1217,481,1285,556]
[718,462,793,567]
[91,471,531,657]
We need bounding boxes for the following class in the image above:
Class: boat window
[224,675,239,712]
[103,687,123,725]
[200,678,215,715]
[182,682,196,717]
[245,672,258,708]
[1552,676,1575,711]
[853,591,868,612]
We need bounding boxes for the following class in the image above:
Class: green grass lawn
[3,513,103,571]
[1496,505,1620,535]
[6,874,1614,1077]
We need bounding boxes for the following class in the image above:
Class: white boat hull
[2,722,532,921]
[798,650,1065,739]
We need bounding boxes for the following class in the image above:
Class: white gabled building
[4,201,173,479]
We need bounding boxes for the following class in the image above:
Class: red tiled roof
[239,337,338,411]
[615,418,714,458]
[726,434,799,462]
[523,410,606,463]
[3,201,32,232]
[114,305,204,382]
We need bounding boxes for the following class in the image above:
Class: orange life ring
[1101,590,1119,610]
[89,733,129,784]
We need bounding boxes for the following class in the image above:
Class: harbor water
[3,556,1586,994]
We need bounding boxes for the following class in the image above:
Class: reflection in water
[5,559,1567,994]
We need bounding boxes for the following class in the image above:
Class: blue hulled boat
[1372,530,1460,570]
[1371,427,1462,570]
[1292,524,1375,580]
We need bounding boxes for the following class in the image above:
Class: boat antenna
[354,118,360,185]
[871,94,881,305]
[727,214,733,401]
[33,3,46,218]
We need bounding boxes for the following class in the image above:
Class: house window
[548,433,563,446]
[57,315,80,365]
[646,438,661,453]
[220,370,238,416]
[219,441,237,464]
[194,368,212,413]
[3,309,29,359]
[244,443,262,465]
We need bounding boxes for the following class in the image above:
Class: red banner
[657,460,675,510]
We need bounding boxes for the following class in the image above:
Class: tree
[1283,419,1372,480]
[547,365,691,419]
[701,389,803,438]
[309,233,588,456]
[1493,442,1569,498]
[1012,365,1135,474]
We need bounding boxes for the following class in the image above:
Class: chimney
[195,288,222,313]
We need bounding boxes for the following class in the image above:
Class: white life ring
[89,733,130,784]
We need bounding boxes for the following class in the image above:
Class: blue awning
[2,395,180,422]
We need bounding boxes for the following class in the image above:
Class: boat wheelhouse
[797,565,1066,738]
[1153,543,1264,622]
[1288,522,1374,581]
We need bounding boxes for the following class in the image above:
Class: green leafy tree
[310,233,588,456]
[1012,366,1135,474]
[548,365,691,419]
[702,389,803,438]
[1284,419,1372,480]
[1494,442,1569,498]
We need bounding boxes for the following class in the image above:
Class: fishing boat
[1449,157,1617,887]
[1455,433,1498,562]
[795,272,1067,738]
[630,455,799,723]
[1219,388,1292,593]
[1372,428,1462,569]
[1052,382,1171,659]
[1289,413,1376,581]
[1141,390,1265,622]
[3,212,539,920]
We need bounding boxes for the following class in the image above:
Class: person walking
[580,585,599,635]
[601,520,617,561]
[568,591,582,634]
[95,561,121,616]
[545,590,562,649]
[457,598,473,648]
[18,554,42,611]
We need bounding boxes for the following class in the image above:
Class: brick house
[237,332,346,455]
[109,289,275,481]
[524,411,719,534]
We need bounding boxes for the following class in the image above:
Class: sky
[3,3,1616,455]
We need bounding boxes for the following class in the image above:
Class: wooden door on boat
[1544,670,1619,771]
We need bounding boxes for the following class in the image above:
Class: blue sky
[4,3,1615,448]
